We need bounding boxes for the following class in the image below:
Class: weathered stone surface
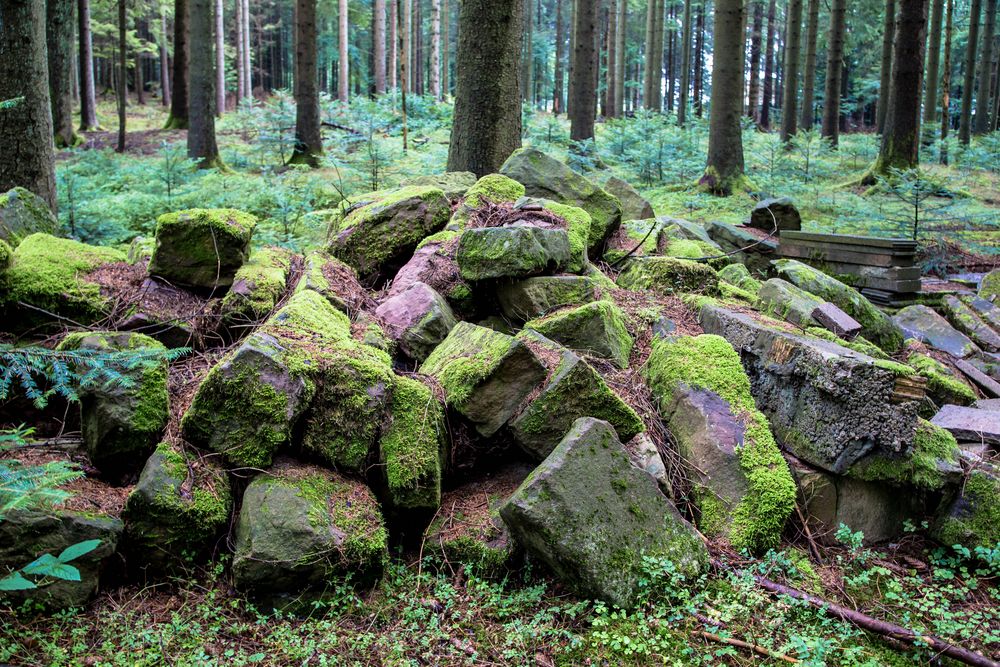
[624,433,671,495]
[749,197,801,232]
[325,186,451,282]
[499,418,708,609]
[0,186,59,246]
[773,259,903,352]
[385,234,467,308]
[616,256,720,295]
[932,461,1000,550]
[511,333,644,460]
[419,322,546,436]
[811,302,863,339]
[931,404,1000,446]
[500,148,622,252]
[604,176,655,221]
[123,442,232,569]
[148,208,257,290]
[0,510,122,609]
[375,282,457,362]
[954,357,1000,397]
[524,300,633,368]
[220,247,292,327]
[496,275,604,321]
[893,305,980,358]
[402,171,477,199]
[117,278,204,349]
[705,220,777,273]
[57,332,169,477]
[718,263,762,293]
[448,175,527,230]
[697,304,922,473]
[758,278,824,327]
[962,295,1000,332]
[296,250,368,314]
[979,268,1000,301]
[907,353,977,407]
[847,418,962,491]
[660,237,729,269]
[457,225,572,281]
[233,461,388,606]
[941,295,1000,352]
[603,218,664,262]
[975,398,1000,410]
[659,217,716,245]
[646,335,796,552]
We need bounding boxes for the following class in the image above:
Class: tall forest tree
[821,0,847,145]
[876,0,895,133]
[48,0,80,147]
[746,0,763,118]
[759,0,776,128]
[339,0,349,103]
[291,0,322,166]
[374,0,387,93]
[430,0,441,99]
[215,0,225,114]
[958,0,982,144]
[678,0,694,124]
[702,0,748,194]
[798,0,819,129]
[974,0,997,133]
[79,0,99,129]
[187,0,222,167]
[116,0,126,152]
[570,0,597,140]
[0,0,57,211]
[554,0,567,113]
[940,0,953,162]
[165,0,189,128]
[447,0,523,176]
[923,0,944,141]
[779,0,802,143]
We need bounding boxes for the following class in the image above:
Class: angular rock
[386,233,464,300]
[57,331,169,477]
[893,305,980,358]
[705,220,777,273]
[698,303,922,473]
[499,417,708,609]
[907,353,977,407]
[524,300,633,368]
[126,236,154,264]
[717,263,762,293]
[646,334,796,552]
[375,282,457,362]
[758,278,824,328]
[325,186,451,282]
[616,256,720,295]
[0,510,122,609]
[660,237,729,269]
[0,187,59,246]
[511,333,644,459]
[847,418,962,491]
[975,398,1000,410]
[402,171,478,199]
[931,404,1000,446]
[932,462,1000,550]
[811,302,863,339]
[773,259,904,352]
[496,275,604,321]
[603,176,654,221]
[448,175,527,231]
[955,357,1000,397]
[941,294,1000,352]
[296,250,368,314]
[123,442,232,569]
[220,247,292,327]
[148,208,257,290]
[749,197,801,233]
[233,461,388,606]
[624,432,671,496]
[603,218,664,262]
[979,268,1000,301]
[500,147,622,252]
[962,295,1000,332]
[659,217,716,245]
[457,225,572,281]
[419,322,546,436]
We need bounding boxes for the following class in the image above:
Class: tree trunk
[399,0,408,145]
[117,0,127,153]
[166,0,190,128]
[338,0,349,103]
[798,0,819,128]
[870,0,929,177]
[243,0,252,95]
[974,0,997,133]
[650,0,665,111]
[760,0,776,128]
[79,0,99,128]
[940,0,953,162]
[958,0,981,143]
[923,0,944,134]
[605,0,617,116]
[643,0,656,107]
[570,0,597,139]
[568,0,577,116]
[215,0,225,113]
[702,0,747,194]
[390,0,398,89]
[188,0,223,167]
[374,0,387,94]
[679,0,693,124]
[554,0,566,113]
[236,0,245,100]
[290,0,322,165]
[779,0,802,142]
[746,0,763,118]
[522,0,534,101]
[430,0,441,99]
[821,0,847,145]
[0,0,57,211]
[447,0,522,175]
[442,0,450,98]
[666,2,675,111]
[693,1,704,116]
[402,0,412,93]
[48,0,80,147]
[876,0,895,133]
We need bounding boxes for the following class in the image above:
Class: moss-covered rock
[616,256,720,295]
[402,171,478,199]
[0,238,11,271]
[962,294,1000,332]
[847,418,961,490]
[603,176,654,221]
[295,250,367,314]
[499,417,708,609]
[0,233,126,326]
[941,294,1000,352]
[646,334,796,552]
[907,353,977,407]
[773,259,904,352]
[662,238,729,270]
[0,186,59,246]
[718,263,762,293]
[893,305,980,358]
[325,186,451,282]
[375,281,457,362]
[932,463,1000,550]
[749,197,801,232]
[148,208,257,290]
[511,332,644,459]
[758,278,824,328]
[233,460,388,606]
[705,220,778,274]
[496,275,604,321]
[457,225,573,281]
[123,442,232,569]
[126,236,154,265]
[57,331,169,477]
[500,148,622,253]
[220,247,292,327]
[524,300,633,368]
[419,322,546,436]
[979,268,1000,301]
[603,218,664,263]
[446,175,527,231]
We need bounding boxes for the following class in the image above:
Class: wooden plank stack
[776,231,920,305]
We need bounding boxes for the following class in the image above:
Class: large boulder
[500,148,622,253]
[705,221,777,273]
[448,174,527,230]
[941,294,1000,353]
[375,281,457,362]
[758,278,824,328]
[499,417,708,609]
[325,186,451,283]
[220,247,293,327]
[511,332,644,460]
[646,335,796,552]
[616,256,720,295]
[773,259,903,352]
[295,250,369,314]
[497,275,605,321]
[906,353,977,407]
[402,171,478,200]
[419,322,546,436]
[233,461,388,606]
[603,176,654,221]
[148,208,257,290]
[718,263,762,294]
[698,303,923,473]
[932,462,1000,550]
[123,442,232,570]
[893,305,980,358]
[749,197,801,233]
[847,418,962,491]
[57,332,169,477]
[0,186,59,246]
[524,300,633,368]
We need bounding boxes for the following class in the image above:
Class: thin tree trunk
[390,0,398,89]
[236,0,245,100]
[693,1,704,116]
[923,0,944,135]
[447,0,522,175]
[798,0,818,128]
[188,0,222,167]
[0,0,57,211]
[959,0,982,143]
[166,0,190,128]
[442,0,450,98]
[243,0,252,95]
[643,0,656,107]
[652,0,665,112]
[430,0,441,99]
[136,44,146,105]
[974,0,997,133]
[79,0,99,128]
[399,0,408,147]
[555,0,566,113]
[403,0,412,93]
[665,2,675,111]
[702,0,747,194]
[338,0,349,103]
[747,0,763,118]
[679,0,693,124]
[821,0,847,145]
[760,0,776,127]
[49,0,80,147]
[522,0,534,101]
[568,0,577,116]
[117,0,127,152]
[876,0,895,133]
[291,0,322,165]
[570,0,597,139]
[779,0,802,142]
[215,0,225,113]
[605,0,617,116]
[615,0,626,115]
[940,0,953,162]
[375,0,387,94]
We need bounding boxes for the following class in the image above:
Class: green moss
[155,208,256,253]
[617,256,720,295]
[221,247,292,323]
[804,327,890,359]
[644,334,796,553]
[873,358,917,377]
[379,376,446,510]
[0,238,11,271]
[541,201,591,273]
[419,322,515,408]
[717,263,762,293]
[0,187,59,246]
[416,229,459,250]
[525,300,634,368]
[980,269,1000,300]
[718,281,759,305]
[463,174,525,209]
[906,353,977,406]
[935,468,1000,549]
[848,418,959,490]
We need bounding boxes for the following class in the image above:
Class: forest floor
[2,96,999,665]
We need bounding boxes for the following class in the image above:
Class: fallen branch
[695,630,799,664]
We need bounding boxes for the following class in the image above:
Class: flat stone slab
[953,358,1000,398]
[975,398,1000,410]
[894,305,980,358]
[812,302,863,339]
[931,404,1000,445]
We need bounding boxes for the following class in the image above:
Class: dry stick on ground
[695,630,800,664]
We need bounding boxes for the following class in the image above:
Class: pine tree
[338,0,349,103]
[702,0,748,194]
[570,0,597,140]
[759,0,777,128]
[798,0,819,129]
[779,0,803,143]
[923,0,944,140]
[974,0,997,134]
[165,0,190,129]
[290,0,323,166]
[821,0,847,146]
[79,0,99,129]
[958,0,982,144]
[678,0,693,124]
[187,0,223,168]
[747,0,763,118]
[876,0,895,133]
[48,0,81,147]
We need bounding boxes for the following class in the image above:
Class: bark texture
[821,0,847,145]
[779,0,803,142]
[291,0,323,166]
[958,0,982,144]
[702,0,748,195]
[166,0,190,128]
[187,0,222,167]
[974,0,997,133]
[48,0,80,147]
[798,0,819,129]
[570,0,597,140]
[678,0,693,124]
[375,0,387,93]
[759,0,776,128]
[746,0,763,118]
[339,0,349,103]
[79,0,99,128]
[215,0,225,113]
